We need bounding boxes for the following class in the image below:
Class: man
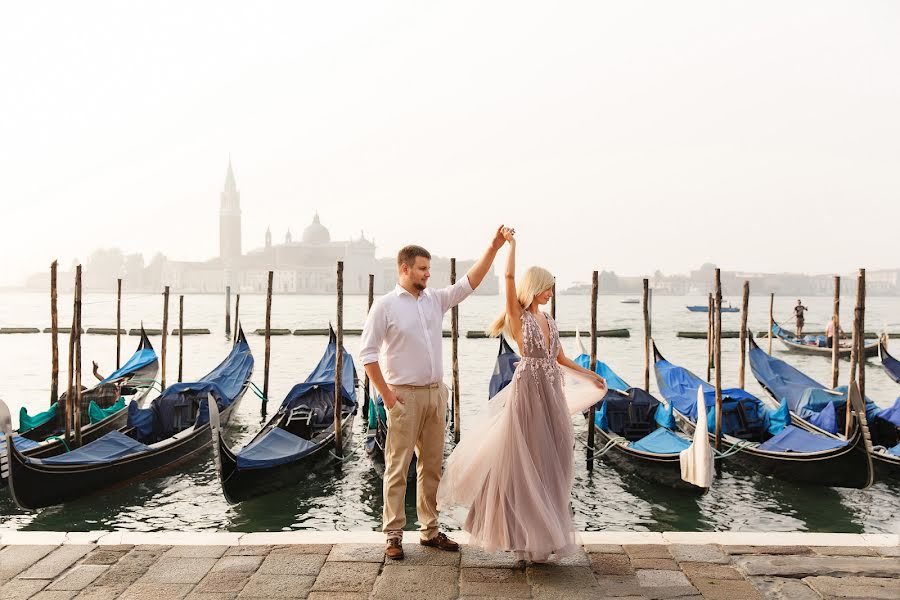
[793,299,808,337]
[825,317,842,348]
[359,226,506,560]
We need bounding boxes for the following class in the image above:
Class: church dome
[302,213,330,244]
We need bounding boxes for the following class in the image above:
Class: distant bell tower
[219,159,242,261]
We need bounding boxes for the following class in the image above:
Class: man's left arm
[439,225,506,312]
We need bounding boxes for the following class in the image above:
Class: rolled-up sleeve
[359,299,386,365]
[436,274,474,313]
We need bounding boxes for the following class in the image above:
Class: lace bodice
[516,310,561,386]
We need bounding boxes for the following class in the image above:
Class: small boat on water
[653,342,873,489]
[210,327,357,503]
[1,329,158,486]
[621,298,640,304]
[771,321,878,359]
[879,335,900,384]
[1,330,253,510]
[687,303,739,313]
[749,335,900,480]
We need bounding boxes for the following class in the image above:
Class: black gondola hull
[5,394,244,510]
[217,415,356,504]
[594,426,705,493]
[873,452,900,481]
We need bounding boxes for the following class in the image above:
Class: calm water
[1,290,898,534]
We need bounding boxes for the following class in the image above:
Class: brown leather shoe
[385,538,404,560]
[420,532,459,552]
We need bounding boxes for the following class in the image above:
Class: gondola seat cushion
[757,425,845,453]
[877,397,900,428]
[235,427,318,469]
[594,402,608,430]
[807,401,837,434]
[18,403,58,432]
[33,430,151,465]
[89,398,125,425]
[654,402,676,430]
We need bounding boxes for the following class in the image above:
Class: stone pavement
[0,533,897,599]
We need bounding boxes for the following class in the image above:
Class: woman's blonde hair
[487,266,555,338]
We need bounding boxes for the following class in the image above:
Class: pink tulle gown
[438,310,605,561]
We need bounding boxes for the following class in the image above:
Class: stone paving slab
[0,536,897,600]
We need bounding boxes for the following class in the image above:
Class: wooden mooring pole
[847,270,864,438]
[363,274,374,424]
[74,265,83,448]
[768,292,774,355]
[50,261,59,406]
[642,278,650,391]
[831,276,840,389]
[587,270,598,472]
[225,285,232,339]
[706,293,713,382]
[263,271,273,418]
[65,278,76,445]
[334,261,344,456]
[551,282,556,320]
[178,295,184,383]
[161,286,169,392]
[451,258,461,444]
[714,269,723,451]
[858,269,866,401]
[116,278,122,369]
[739,281,749,389]
[233,294,240,344]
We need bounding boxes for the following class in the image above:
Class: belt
[390,382,442,390]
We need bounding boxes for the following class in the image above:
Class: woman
[437,227,607,564]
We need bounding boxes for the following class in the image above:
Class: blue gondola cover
[758,425,846,453]
[100,346,158,384]
[654,401,676,430]
[882,347,900,384]
[631,428,691,454]
[594,402,608,429]
[808,401,837,433]
[877,397,900,428]
[236,428,318,469]
[0,435,41,454]
[34,430,151,465]
[768,400,790,435]
[575,354,629,392]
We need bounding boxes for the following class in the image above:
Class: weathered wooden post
[587,271,598,472]
[551,282,556,320]
[178,295,184,383]
[847,270,864,438]
[74,265,83,448]
[451,258,461,443]
[334,261,344,456]
[262,271,273,418]
[225,285,232,339]
[858,268,866,400]
[739,281,749,389]
[65,280,76,445]
[714,269,723,451]
[161,286,169,391]
[706,293,713,382]
[768,292,774,355]
[233,294,240,343]
[643,278,650,391]
[363,274,374,423]
[50,261,59,406]
[831,276,840,388]
[116,278,122,369]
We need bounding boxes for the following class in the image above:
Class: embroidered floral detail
[515,311,561,387]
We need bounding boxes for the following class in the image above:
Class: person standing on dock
[792,299,808,337]
[359,226,507,561]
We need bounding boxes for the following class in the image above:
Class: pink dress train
[437,311,605,561]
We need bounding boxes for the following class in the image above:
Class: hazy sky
[1,1,898,288]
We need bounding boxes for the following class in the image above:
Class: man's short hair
[397,245,431,268]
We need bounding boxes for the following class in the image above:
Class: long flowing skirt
[438,365,605,561]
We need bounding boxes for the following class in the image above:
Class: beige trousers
[383,382,448,541]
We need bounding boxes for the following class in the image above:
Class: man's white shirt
[359,276,474,386]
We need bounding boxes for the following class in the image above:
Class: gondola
[364,392,416,481]
[687,303,739,313]
[748,335,900,480]
[879,335,900,384]
[1,329,253,510]
[210,327,357,503]
[771,321,878,359]
[1,328,159,484]
[653,341,873,489]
